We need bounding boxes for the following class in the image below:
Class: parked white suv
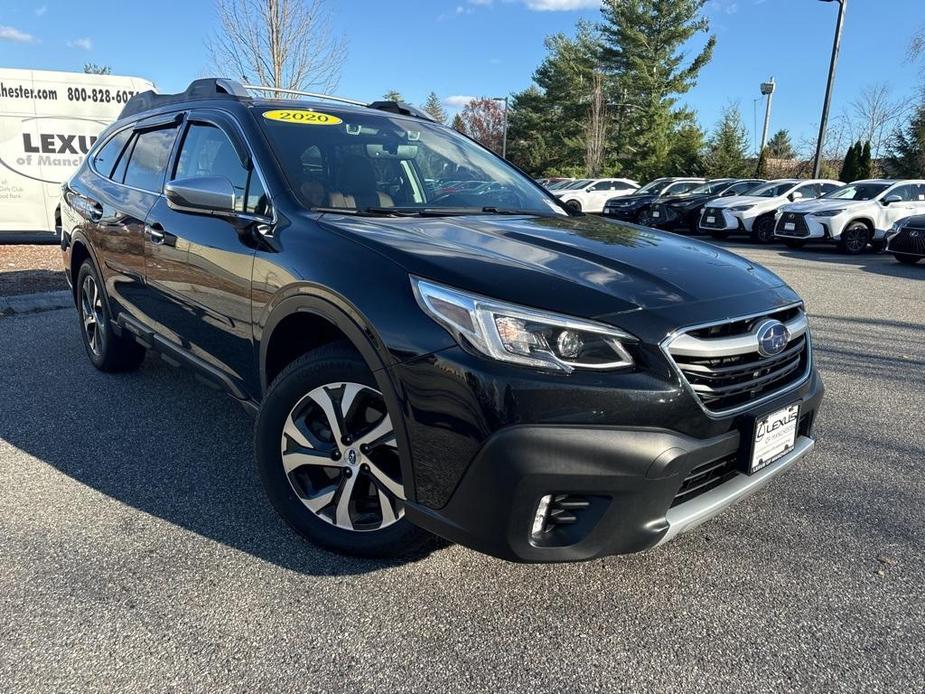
[556,178,640,213]
[774,179,925,254]
[700,179,843,243]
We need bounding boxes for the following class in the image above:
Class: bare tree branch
[207,0,347,94]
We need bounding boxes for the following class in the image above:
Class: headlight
[412,278,635,372]
[731,204,755,212]
[812,209,846,218]
[886,218,908,239]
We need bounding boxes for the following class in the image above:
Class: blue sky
[1,0,922,152]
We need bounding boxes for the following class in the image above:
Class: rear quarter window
[92,129,132,179]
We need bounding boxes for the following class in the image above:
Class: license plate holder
[784,222,795,231]
[706,215,715,223]
[743,403,800,474]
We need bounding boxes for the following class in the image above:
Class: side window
[796,184,819,199]
[820,183,841,195]
[728,182,753,195]
[174,123,249,211]
[613,183,633,192]
[889,185,914,201]
[123,126,179,193]
[590,181,611,191]
[914,184,925,202]
[174,122,269,216]
[93,129,132,179]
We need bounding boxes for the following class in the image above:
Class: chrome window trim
[659,301,813,419]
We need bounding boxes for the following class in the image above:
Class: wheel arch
[68,230,101,305]
[842,216,875,236]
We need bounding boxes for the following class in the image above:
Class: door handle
[145,224,165,244]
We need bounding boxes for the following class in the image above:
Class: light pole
[759,77,775,152]
[493,96,509,159]
[813,0,847,178]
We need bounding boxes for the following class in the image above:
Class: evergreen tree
[887,98,925,177]
[857,140,873,179]
[421,92,447,124]
[451,113,466,134]
[599,0,716,180]
[839,141,860,182]
[755,146,769,178]
[382,90,403,102]
[766,129,795,159]
[703,104,751,177]
[83,63,112,75]
[666,119,706,175]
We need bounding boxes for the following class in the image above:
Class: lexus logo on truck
[756,320,790,357]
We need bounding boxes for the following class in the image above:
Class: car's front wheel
[76,259,146,372]
[565,199,582,213]
[255,343,432,558]
[751,215,776,244]
[839,222,870,255]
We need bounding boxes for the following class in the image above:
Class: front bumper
[603,206,641,221]
[699,209,751,233]
[405,369,823,563]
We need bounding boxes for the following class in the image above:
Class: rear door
[143,111,270,398]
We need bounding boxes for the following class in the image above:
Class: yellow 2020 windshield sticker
[262,109,343,125]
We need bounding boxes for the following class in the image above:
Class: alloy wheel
[844,227,867,254]
[279,381,405,532]
[80,274,105,356]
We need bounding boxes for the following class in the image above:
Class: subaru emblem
[756,319,790,357]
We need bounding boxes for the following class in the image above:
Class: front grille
[889,224,925,256]
[666,306,810,414]
[776,211,810,237]
[671,454,739,507]
[700,207,727,229]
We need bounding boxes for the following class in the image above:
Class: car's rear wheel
[255,343,432,558]
[894,253,921,265]
[784,239,807,249]
[76,259,146,372]
[750,215,776,244]
[839,222,870,255]
[565,199,582,213]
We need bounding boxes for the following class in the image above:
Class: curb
[0,290,72,317]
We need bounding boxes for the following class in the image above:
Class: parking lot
[0,242,922,693]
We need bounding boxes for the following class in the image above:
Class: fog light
[531,494,552,538]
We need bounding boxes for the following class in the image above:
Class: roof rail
[243,85,366,107]
[244,84,437,122]
[119,77,250,119]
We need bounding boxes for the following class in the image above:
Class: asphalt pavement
[1,242,923,693]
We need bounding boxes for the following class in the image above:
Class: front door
[143,115,270,399]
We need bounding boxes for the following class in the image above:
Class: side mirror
[882,194,902,206]
[789,191,804,202]
[165,176,236,216]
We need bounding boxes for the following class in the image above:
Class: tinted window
[794,184,819,199]
[891,184,925,202]
[666,181,701,195]
[123,126,179,193]
[820,183,842,195]
[175,124,249,211]
[727,181,760,195]
[93,129,132,178]
[752,182,797,197]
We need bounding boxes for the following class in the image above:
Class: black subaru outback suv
[61,79,823,563]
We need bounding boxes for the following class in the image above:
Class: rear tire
[839,222,870,255]
[76,259,146,372]
[894,253,921,265]
[255,342,432,559]
[750,215,776,244]
[565,199,582,213]
[784,239,807,249]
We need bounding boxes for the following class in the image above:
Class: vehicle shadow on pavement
[776,249,924,280]
[0,311,440,576]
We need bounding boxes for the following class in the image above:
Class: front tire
[894,253,921,265]
[565,199,582,213]
[76,259,146,372]
[750,215,776,244]
[839,222,870,255]
[255,343,432,559]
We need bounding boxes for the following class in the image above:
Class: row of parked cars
[538,176,925,263]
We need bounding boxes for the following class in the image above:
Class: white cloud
[35,5,47,16]
[0,25,35,43]
[67,37,93,50]
[444,95,477,108]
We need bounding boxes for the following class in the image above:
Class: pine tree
[755,146,769,178]
[451,113,466,134]
[703,104,751,177]
[887,98,925,177]
[599,0,716,180]
[83,63,112,75]
[857,140,873,179]
[382,90,403,102]
[766,130,795,159]
[421,92,447,124]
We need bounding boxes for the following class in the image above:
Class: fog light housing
[531,494,552,538]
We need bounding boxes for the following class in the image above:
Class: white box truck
[0,68,154,241]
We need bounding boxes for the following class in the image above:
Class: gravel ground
[0,245,67,296]
[0,242,923,693]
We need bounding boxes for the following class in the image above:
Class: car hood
[661,193,711,207]
[780,198,867,214]
[320,213,789,321]
[606,193,657,207]
[708,194,778,209]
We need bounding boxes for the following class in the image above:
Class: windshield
[562,179,592,190]
[636,179,669,195]
[546,180,573,190]
[256,106,564,216]
[822,182,891,200]
[750,181,796,198]
[689,180,732,195]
